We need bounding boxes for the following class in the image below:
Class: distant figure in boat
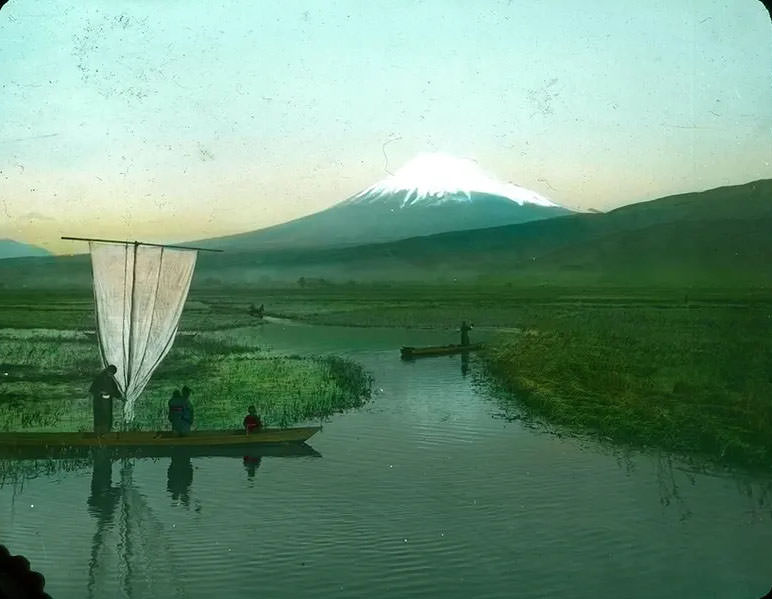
[168,387,194,436]
[243,405,262,434]
[248,303,265,318]
[459,321,473,346]
[89,364,124,434]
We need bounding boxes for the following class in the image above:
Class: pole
[61,236,223,253]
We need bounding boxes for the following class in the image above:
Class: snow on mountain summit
[346,153,559,209]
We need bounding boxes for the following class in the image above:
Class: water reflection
[461,351,470,377]
[79,443,320,597]
[167,454,193,506]
[243,455,262,480]
[86,449,120,599]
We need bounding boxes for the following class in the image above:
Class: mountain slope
[0,239,52,260]
[1,179,769,289]
[195,154,570,251]
[191,178,772,286]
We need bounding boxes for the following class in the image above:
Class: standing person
[89,365,123,434]
[168,388,193,436]
[180,385,194,431]
[459,321,473,346]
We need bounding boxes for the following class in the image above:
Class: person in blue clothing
[168,387,194,435]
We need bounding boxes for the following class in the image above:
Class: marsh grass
[0,328,372,433]
[481,306,772,468]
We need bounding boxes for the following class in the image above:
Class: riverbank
[481,305,772,468]
[0,329,372,432]
[195,286,772,469]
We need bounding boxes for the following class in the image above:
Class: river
[1,320,771,598]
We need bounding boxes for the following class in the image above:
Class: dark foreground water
[1,321,771,598]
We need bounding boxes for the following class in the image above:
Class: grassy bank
[0,330,372,432]
[480,305,772,468]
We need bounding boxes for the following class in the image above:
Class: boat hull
[400,343,483,359]
[0,441,321,461]
[0,427,321,449]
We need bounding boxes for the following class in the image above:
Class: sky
[0,0,770,253]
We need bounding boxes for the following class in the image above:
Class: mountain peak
[345,152,559,209]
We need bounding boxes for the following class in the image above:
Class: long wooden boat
[0,426,320,449]
[0,440,321,461]
[400,343,483,359]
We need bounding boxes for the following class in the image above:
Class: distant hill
[194,153,570,251]
[0,239,51,260]
[1,179,770,289]
[191,179,772,287]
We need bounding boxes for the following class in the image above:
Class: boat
[0,435,321,460]
[400,343,484,359]
[0,426,320,450]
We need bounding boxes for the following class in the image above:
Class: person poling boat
[459,321,473,346]
[89,365,125,434]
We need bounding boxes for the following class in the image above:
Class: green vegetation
[0,328,372,433]
[480,304,772,468]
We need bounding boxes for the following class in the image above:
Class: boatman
[89,365,123,435]
[459,321,473,346]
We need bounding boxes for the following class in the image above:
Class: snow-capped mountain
[344,153,559,209]
[195,153,571,251]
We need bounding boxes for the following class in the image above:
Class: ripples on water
[1,324,772,598]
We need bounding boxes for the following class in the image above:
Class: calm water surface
[1,321,771,598]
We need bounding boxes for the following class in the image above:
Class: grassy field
[0,327,372,433]
[2,285,771,470]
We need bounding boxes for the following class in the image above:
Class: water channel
[1,320,770,598]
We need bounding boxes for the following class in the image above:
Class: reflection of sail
[89,241,197,422]
[118,460,186,598]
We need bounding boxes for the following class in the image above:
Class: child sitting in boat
[243,405,262,434]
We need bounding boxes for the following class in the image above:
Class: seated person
[243,405,262,434]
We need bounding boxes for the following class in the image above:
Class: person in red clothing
[243,405,262,434]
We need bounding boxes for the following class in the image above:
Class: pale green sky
[1,0,770,252]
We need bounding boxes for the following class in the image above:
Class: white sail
[89,241,197,422]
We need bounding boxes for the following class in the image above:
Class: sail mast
[126,242,139,399]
